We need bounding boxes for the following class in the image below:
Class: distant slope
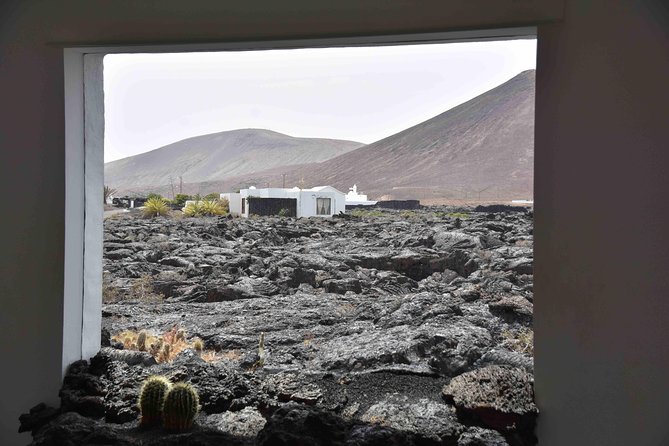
[105,129,363,194]
[214,70,535,201]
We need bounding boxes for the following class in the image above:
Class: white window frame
[62,27,536,375]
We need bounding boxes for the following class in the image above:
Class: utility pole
[168,176,175,200]
[179,176,183,194]
[282,173,286,188]
[474,186,493,202]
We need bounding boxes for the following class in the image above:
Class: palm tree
[104,185,118,204]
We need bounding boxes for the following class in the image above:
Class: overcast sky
[103,39,536,162]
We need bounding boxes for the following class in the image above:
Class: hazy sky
[103,39,536,162]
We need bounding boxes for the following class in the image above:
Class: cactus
[176,328,186,342]
[193,338,204,352]
[162,383,199,432]
[159,343,171,362]
[138,376,172,427]
[150,338,163,356]
[137,330,148,352]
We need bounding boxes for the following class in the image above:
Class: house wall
[220,193,242,216]
[3,1,669,445]
[310,187,346,215]
[297,191,337,217]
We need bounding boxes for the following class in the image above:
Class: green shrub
[204,193,219,201]
[173,194,193,207]
[162,383,199,432]
[447,212,469,219]
[142,197,170,218]
[350,208,384,218]
[278,208,290,217]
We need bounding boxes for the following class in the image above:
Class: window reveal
[316,197,331,215]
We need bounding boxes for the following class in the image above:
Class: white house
[227,186,345,218]
[345,184,377,206]
[220,192,242,216]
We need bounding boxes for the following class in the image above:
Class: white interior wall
[5,1,669,445]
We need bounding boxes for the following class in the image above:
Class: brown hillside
[213,70,535,201]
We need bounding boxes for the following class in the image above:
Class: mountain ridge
[107,70,535,201]
[104,128,364,193]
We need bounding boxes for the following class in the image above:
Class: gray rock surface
[24,207,535,445]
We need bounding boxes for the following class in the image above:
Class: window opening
[317,197,331,215]
[97,38,537,445]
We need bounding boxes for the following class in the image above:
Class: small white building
[345,184,377,206]
[225,186,345,218]
[220,193,242,216]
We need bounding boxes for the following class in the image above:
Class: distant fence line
[347,200,422,211]
[247,197,297,217]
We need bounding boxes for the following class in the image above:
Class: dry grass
[501,328,534,355]
[335,302,357,317]
[302,332,316,347]
[111,327,227,364]
[103,275,163,304]
[102,282,121,303]
[201,349,243,363]
[130,275,163,302]
[367,415,387,425]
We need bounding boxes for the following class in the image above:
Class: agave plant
[199,200,226,216]
[182,202,203,217]
[183,199,226,217]
[142,197,170,218]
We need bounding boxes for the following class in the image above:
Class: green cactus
[162,382,199,432]
[137,330,148,351]
[138,376,172,427]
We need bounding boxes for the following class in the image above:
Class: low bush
[183,199,228,217]
[349,208,384,218]
[172,194,193,207]
[447,212,470,219]
[142,197,170,218]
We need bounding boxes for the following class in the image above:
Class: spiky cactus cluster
[162,383,199,432]
[138,376,172,427]
[137,377,200,432]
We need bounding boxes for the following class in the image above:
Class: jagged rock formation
[22,207,535,445]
